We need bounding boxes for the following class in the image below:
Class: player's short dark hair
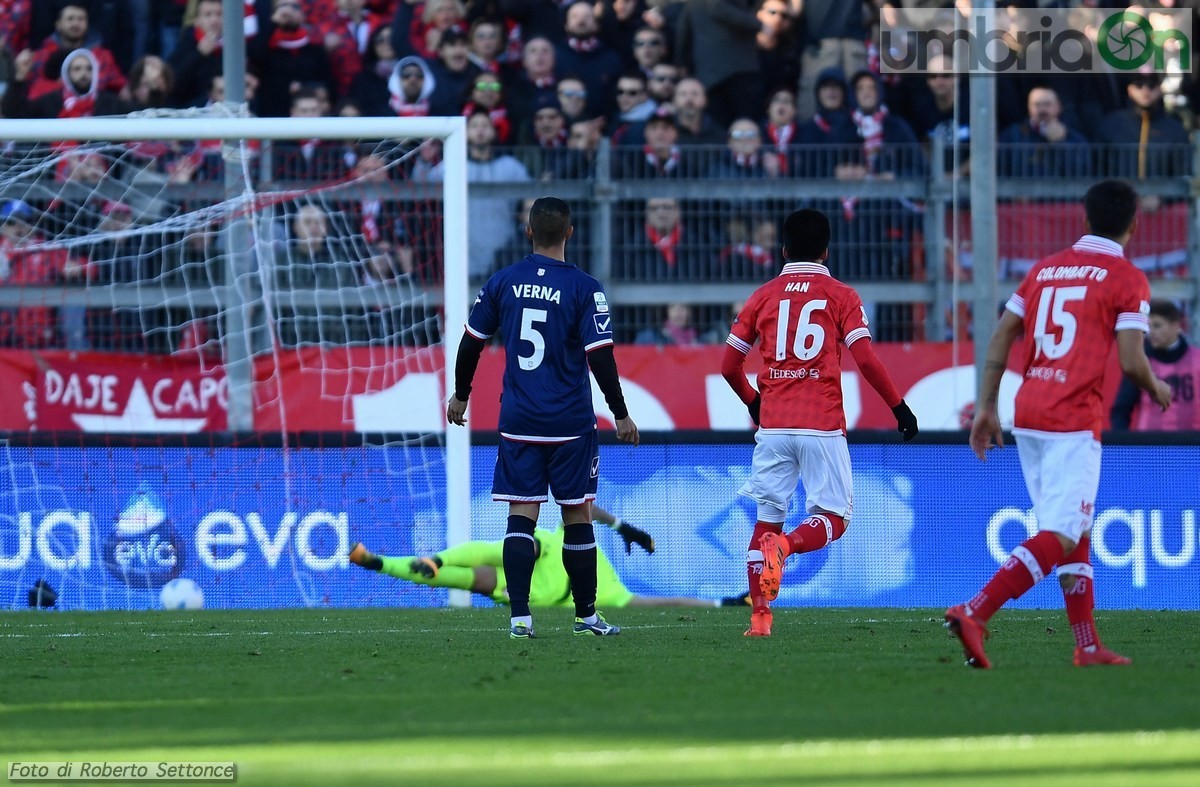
[1084,180,1138,239]
[528,197,571,246]
[1149,299,1182,323]
[782,208,830,261]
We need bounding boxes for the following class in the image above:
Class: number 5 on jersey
[518,307,547,370]
[775,299,828,361]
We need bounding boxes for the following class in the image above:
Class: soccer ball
[159,578,205,610]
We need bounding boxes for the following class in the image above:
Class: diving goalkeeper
[350,505,744,609]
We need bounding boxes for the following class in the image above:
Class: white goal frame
[0,116,473,599]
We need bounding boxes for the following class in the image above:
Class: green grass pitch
[2,608,1197,786]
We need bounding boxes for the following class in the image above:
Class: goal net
[0,112,470,610]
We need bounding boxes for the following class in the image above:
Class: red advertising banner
[0,344,1125,433]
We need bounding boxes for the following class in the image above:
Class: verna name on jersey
[511,284,562,303]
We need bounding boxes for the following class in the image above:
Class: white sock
[511,614,533,629]
[581,613,598,625]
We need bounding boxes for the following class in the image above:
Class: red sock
[967,531,1064,623]
[1060,535,1098,649]
[747,521,782,613]
[783,513,847,556]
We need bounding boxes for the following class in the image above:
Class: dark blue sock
[562,522,597,619]
[502,515,538,617]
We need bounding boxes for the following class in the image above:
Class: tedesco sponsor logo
[101,486,186,589]
[988,506,1198,587]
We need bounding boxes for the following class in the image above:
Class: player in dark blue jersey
[448,197,639,639]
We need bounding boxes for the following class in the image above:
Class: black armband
[453,333,487,401]
[586,345,628,420]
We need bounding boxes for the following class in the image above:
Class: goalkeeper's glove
[747,394,761,427]
[892,400,919,442]
[614,520,655,554]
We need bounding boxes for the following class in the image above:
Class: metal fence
[0,138,1195,348]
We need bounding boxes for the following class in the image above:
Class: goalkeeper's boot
[1074,644,1131,667]
[573,611,621,636]
[409,556,440,579]
[510,622,536,639]
[944,604,991,669]
[758,532,789,602]
[347,543,382,571]
[743,609,772,637]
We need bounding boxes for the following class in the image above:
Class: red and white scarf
[646,223,680,267]
[852,105,887,174]
[568,36,599,53]
[194,25,222,54]
[766,120,793,173]
[269,26,311,50]
[59,85,96,118]
[538,127,568,148]
[643,145,679,176]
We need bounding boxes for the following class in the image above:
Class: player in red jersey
[721,208,919,637]
[946,180,1173,669]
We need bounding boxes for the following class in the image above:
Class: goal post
[0,114,473,609]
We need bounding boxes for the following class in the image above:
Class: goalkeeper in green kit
[351,505,745,608]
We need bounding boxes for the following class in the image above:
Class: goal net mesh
[0,113,463,610]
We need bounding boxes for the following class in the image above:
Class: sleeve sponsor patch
[593,291,609,313]
[593,313,612,334]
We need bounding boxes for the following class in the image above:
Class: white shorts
[738,431,853,523]
[1013,428,1101,544]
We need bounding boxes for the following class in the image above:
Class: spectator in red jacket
[23,3,125,101]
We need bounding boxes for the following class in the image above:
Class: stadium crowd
[0,1,1195,355]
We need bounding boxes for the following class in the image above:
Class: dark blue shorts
[492,431,599,504]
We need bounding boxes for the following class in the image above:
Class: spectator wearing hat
[795,67,855,177]
[249,0,335,118]
[556,1,622,119]
[618,107,684,178]
[3,46,133,118]
[425,24,480,116]
[1096,73,1190,181]
[519,94,573,179]
[388,54,435,116]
